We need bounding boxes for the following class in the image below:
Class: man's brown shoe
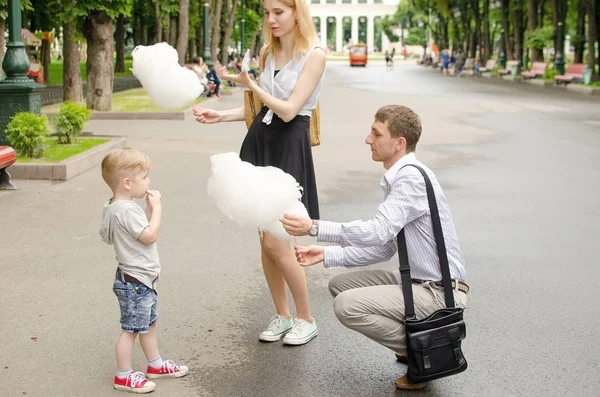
[395,352,408,363]
[394,374,428,390]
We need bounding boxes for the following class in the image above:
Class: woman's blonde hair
[262,0,318,58]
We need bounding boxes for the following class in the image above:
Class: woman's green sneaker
[282,318,318,345]
[259,314,294,342]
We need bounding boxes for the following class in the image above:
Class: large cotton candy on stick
[207,152,308,241]
[131,42,204,109]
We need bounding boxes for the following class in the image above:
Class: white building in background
[307,0,401,53]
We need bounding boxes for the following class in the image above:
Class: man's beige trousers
[329,269,468,353]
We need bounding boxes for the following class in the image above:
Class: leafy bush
[52,101,91,144]
[6,112,51,158]
[544,67,559,80]
[525,27,555,51]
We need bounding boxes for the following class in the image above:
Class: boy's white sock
[147,356,163,369]
[116,368,132,379]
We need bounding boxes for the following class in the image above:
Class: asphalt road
[1,60,599,397]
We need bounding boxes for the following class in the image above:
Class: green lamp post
[203,0,213,69]
[554,0,565,74]
[0,0,44,145]
[240,0,245,54]
[499,29,507,68]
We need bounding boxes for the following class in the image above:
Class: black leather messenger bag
[396,164,468,383]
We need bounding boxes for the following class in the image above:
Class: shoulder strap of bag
[260,45,271,73]
[396,164,455,320]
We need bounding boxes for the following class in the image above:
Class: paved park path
[1,60,599,397]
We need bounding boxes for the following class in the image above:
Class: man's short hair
[101,147,151,190]
[374,105,422,152]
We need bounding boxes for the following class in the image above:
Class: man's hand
[294,245,324,267]
[280,213,313,236]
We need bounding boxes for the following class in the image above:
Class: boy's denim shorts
[113,279,158,333]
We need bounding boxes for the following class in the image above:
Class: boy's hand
[146,190,162,208]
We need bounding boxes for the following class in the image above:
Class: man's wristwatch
[308,220,319,237]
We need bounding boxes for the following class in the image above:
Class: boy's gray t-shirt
[99,199,160,289]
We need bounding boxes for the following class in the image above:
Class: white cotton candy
[131,42,204,109]
[207,152,309,241]
[241,49,251,72]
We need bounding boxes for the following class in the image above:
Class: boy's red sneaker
[114,371,156,393]
[146,359,189,379]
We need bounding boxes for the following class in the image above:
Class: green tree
[77,0,134,111]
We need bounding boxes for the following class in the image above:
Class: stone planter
[44,111,185,121]
[8,136,126,181]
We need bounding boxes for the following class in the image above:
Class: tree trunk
[574,0,585,62]
[502,0,514,59]
[210,0,224,61]
[133,14,142,46]
[453,18,462,53]
[115,15,126,73]
[0,18,6,64]
[42,38,51,83]
[176,0,190,64]
[472,0,482,61]
[154,0,163,43]
[538,0,546,26]
[596,0,600,74]
[483,0,491,63]
[221,0,239,65]
[584,0,597,74]
[82,11,114,111]
[163,14,170,43]
[188,38,195,62]
[552,0,558,53]
[512,0,524,64]
[169,15,178,47]
[196,18,203,59]
[527,0,543,61]
[63,20,83,103]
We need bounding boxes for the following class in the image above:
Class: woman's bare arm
[219,106,245,122]
[247,48,326,123]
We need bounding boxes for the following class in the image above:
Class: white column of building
[367,15,375,52]
[382,32,390,52]
[320,16,328,47]
[336,15,343,52]
[351,15,359,45]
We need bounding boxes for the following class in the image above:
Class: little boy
[99,147,188,393]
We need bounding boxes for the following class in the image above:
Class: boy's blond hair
[101,147,152,190]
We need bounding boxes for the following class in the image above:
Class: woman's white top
[259,43,326,125]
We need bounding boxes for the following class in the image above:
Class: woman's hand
[193,106,223,124]
[294,245,324,267]
[217,66,253,88]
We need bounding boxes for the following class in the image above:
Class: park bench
[498,60,519,76]
[554,63,586,85]
[479,59,496,74]
[522,62,548,80]
[0,146,17,190]
[460,58,475,76]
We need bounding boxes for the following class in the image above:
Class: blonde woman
[193,0,325,346]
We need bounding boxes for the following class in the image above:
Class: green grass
[42,87,205,113]
[17,137,109,163]
[47,60,133,86]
